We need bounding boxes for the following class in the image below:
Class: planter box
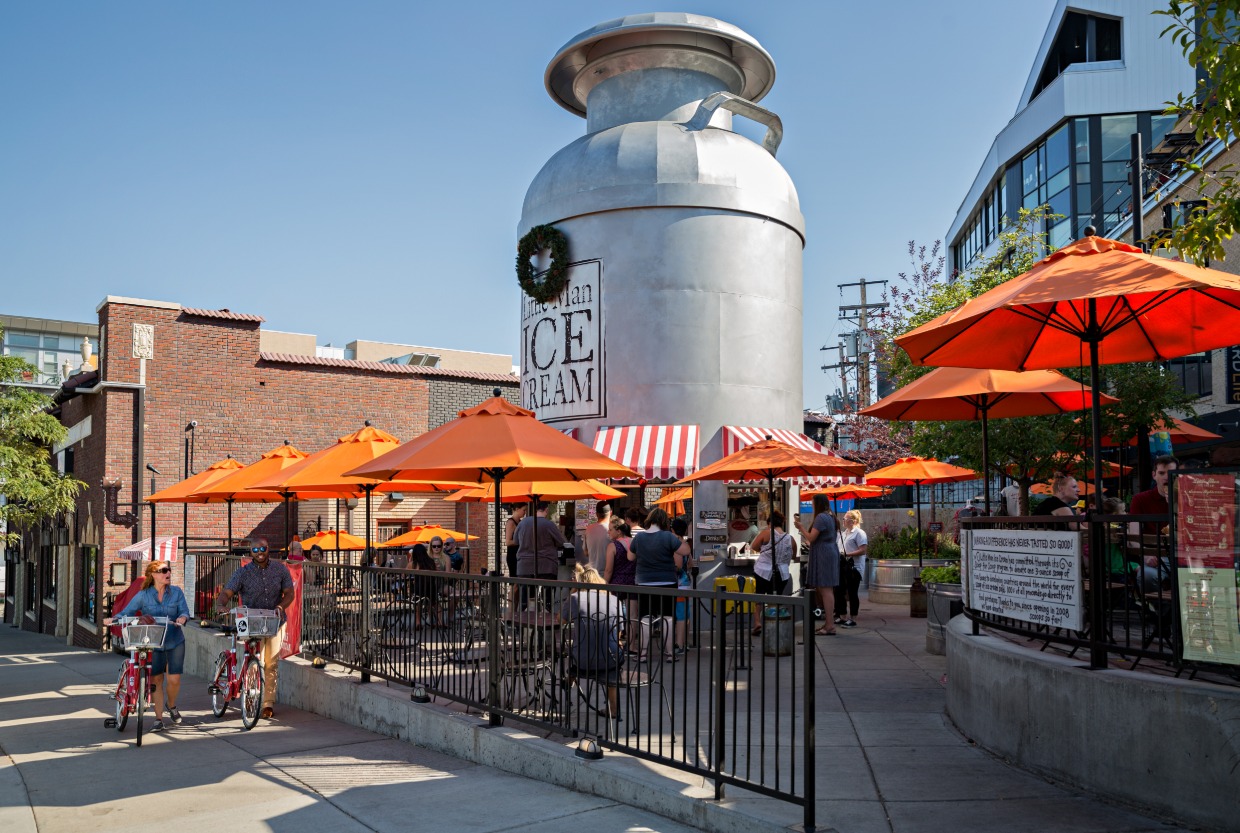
[869,558,954,606]
[925,581,963,655]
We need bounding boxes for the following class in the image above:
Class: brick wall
[58,300,518,646]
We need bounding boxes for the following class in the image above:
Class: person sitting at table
[1128,455,1176,590]
[1038,473,1081,518]
[560,564,623,717]
[407,543,442,625]
[442,536,464,572]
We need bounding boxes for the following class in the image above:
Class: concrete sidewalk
[0,626,700,833]
[2,591,1188,833]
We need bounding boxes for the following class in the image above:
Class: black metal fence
[959,513,1237,685]
[205,555,817,828]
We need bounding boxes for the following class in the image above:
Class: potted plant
[922,561,963,655]
[868,525,958,605]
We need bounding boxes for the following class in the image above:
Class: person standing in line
[796,495,840,636]
[671,516,694,653]
[214,537,295,719]
[585,502,613,573]
[750,510,795,635]
[835,509,866,628]
[505,504,527,577]
[288,533,304,561]
[118,560,191,732]
[516,501,565,608]
[628,507,689,660]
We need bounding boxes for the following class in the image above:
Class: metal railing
[208,555,817,828]
[960,514,1237,685]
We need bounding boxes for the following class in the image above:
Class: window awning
[557,427,580,440]
[722,426,861,487]
[117,536,179,562]
[593,425,700,481]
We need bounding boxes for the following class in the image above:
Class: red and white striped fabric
[557,427,580,441]
[117,536,179,561]
[593,425,700,481]
[722,426,862,488]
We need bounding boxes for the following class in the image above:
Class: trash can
[762,605,794,657]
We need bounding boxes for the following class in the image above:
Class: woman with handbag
[834,509,866,628]
[750,510,795,635]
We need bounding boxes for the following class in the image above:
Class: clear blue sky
[0,1,1055,412]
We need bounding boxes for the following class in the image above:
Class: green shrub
[921,563,962,584]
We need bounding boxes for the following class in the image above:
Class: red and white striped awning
[557,427,580,440]
[593,425,700,481]
[117,536,179,561]
[722,426,861,487]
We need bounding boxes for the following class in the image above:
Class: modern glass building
[946,0,1196,275]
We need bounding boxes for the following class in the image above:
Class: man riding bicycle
[214,537,295,718]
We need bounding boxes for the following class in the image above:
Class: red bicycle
[103,615,169,746]
[208,607,281,730]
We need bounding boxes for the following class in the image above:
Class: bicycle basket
[232,607,281,639]
[121,621,169,650]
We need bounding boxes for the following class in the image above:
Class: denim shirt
[119,585,191,650]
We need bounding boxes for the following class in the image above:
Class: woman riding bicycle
[118,560,190,732]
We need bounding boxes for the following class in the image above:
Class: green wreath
[516,224,570,304]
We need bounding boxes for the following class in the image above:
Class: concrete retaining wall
[945,617,1240,832]
[182,625,795,833]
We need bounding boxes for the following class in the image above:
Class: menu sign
[520,259,604,421]
[698,510,727,531]
[965,529,1083,630]
[1174,473,1240,665]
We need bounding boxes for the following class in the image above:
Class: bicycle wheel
[113,665,130,732]
[210,652,231,718]
[135,668,146,747]
[239,657,264,731]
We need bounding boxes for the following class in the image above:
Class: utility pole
[838,279,887,407]
[821,345,852,412]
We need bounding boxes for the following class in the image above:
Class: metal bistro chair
[615,612,674,738]
[567,609,625,739]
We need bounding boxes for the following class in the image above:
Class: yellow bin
[713,575,756,614]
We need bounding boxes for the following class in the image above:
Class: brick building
[3,296,517,648]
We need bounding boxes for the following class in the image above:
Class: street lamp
[183,421,197,562]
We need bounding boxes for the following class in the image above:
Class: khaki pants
[260,626,285,709]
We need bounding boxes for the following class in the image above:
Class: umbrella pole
[361,484,374,683]
[227,499,233,555]
[283,494,291,556]
[335,499,341,563]
[1087,306,1107,670]
[488,473,504,726]
[916,483,923,569]
[981,404,992,515]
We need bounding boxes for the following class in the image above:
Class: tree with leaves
[0,326,84,547]
[1158,1,1240,263]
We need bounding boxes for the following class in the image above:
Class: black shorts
[506,545,519,577]
[638,588,675,619]
[755,573,789,596]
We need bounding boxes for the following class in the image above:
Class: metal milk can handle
[681,92,784,157]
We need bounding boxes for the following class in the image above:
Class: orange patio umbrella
[445,478,624,504]
[244,424,468,558]
[654,486,693,516]
[891,233,1240,666]
[1094,416,1221,448]
[865,457,977,566]
[301,530,368,551]
[679,437,865,542]
[146,456,246,562]
[191,442,314,552]
[147,457,245,503]
[1030,481,1099,497]
[346,395,638,575]
[802,484,889,501]
[859,367,1115,514]
[379,525,480,548]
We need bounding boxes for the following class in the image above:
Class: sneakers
[168,706,182,724]
[833,616,845,625]
[841,619,858,628]
[150,720,167,733]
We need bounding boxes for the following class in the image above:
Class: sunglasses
[431,545,443,549]
[251,546,268,553]
[155,567,171,574]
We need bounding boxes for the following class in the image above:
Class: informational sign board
[698,510,727,531]
[699,533,727,544]
[520,259,604,421]
[965,528,1083,630]
[698,544,722,563]
[1226,346,1240,404]
[1174,473,1240,665]
[928,522,943,533]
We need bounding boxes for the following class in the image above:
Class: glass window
[1046,126,1070,178]
[1047,168,1070,200]
[1074,119,1091,163]
[1095,16,1121,62]
[1048,187,1072,221]
[999,180,1007,227]
[9,347,38,365]
[7,332,39,348]
[1102,160,1129,183]
[78,546,98,623]
[1100,115,1137,164]
[1022,150,1040,197]
[1049,219,1073,249]
[1076,162,1091,184]
[1151,114,1178,149]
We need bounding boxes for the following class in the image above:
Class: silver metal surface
[520,14,804,540]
